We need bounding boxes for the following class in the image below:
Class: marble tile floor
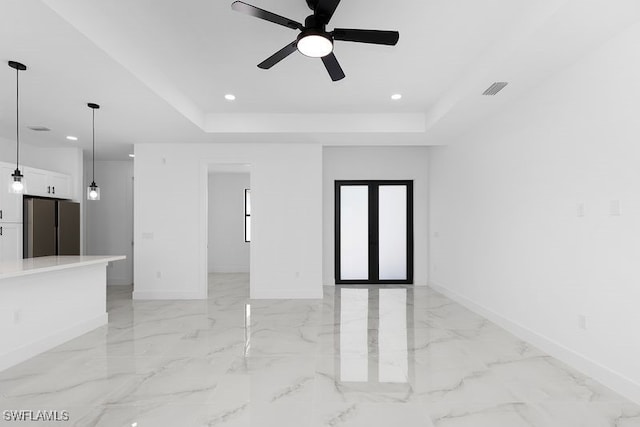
[1,274,639,426]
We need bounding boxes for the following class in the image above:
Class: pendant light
[87,102,100,200]
[8,61,27,194]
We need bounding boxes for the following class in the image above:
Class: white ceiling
[1,0,639,159]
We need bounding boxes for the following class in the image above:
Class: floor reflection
[335,286,414,390]
[1,275,639,426]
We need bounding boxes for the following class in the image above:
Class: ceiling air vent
[28,126,51,131]
[482,82,508,96]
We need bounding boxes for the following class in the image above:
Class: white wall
[323,146,429,286]
[134,143,323,299]
[85,160,133,285]
[429,21,640,404]
[208,172,250,273]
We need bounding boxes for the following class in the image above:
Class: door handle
[0,226,3,236]
[47,186,51,194]
[0,209,2,220]
[52,186,55,194]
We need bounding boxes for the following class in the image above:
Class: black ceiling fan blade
[332,29,399,45]
[257,41,298,69]
[321,52,345,81]
[314,0,341,24]
[231,1,303,30]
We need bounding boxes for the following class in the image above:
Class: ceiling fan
[231,0,399,81]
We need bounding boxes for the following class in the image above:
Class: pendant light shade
[8,61,27,194]
[11,169,24,193]
[87,181,99,200]
[87,102,100,201]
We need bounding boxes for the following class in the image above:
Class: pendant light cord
[15,66,19,170]
[92,108,95,182]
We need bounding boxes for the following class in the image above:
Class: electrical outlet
[610,200,621,216]
[576,203,585,217]
[578,314,587,330]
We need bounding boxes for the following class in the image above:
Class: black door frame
[335,180,414,285]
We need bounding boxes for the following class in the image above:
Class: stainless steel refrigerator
[23,198,80,258]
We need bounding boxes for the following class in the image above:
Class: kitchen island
[0,255,125,371]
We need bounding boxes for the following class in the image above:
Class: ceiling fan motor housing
[305,15,327,30]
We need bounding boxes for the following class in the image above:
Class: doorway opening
[335,180,413,284]
[206,165,251,297]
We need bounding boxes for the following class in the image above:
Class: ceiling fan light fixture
[297,31,333,58]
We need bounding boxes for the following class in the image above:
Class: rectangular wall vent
[28,126,51,131]
[482,82,508,96]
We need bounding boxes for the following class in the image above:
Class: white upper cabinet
[0,161,73,208]
[48,173,71,199]
[24,167,47,197]
[23,166,72,199]
[0,163,23,223]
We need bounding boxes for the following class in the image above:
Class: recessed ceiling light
[391,94,402,100]
[224,94,236,101]
[66,136,78,141]
[129,154,135,158]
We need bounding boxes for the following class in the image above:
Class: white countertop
[0,255,126,280]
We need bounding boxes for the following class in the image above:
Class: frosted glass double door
[335,180,413,284]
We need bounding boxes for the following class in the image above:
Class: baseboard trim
[107,279,133,286]
[209,266,250,273]
[0,313,108,372]
[429,281,640,405]
[250,288,323,299]
[133,290,207,300]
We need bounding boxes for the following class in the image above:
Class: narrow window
[244,189,251,242]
